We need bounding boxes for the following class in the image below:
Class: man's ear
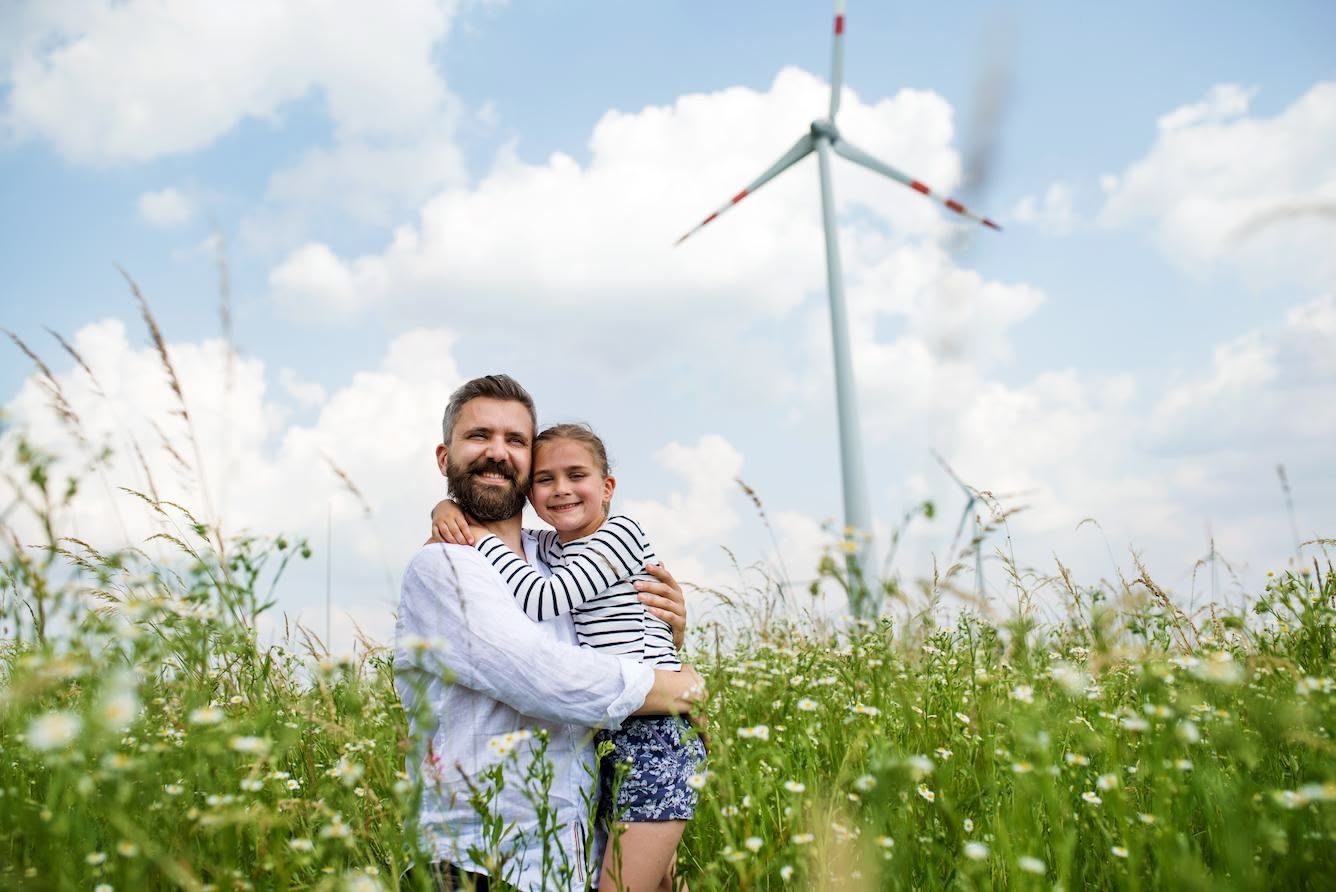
[435,443,449,477]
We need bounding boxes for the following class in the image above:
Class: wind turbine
[933,450,986,602]
[675,1,1001,609]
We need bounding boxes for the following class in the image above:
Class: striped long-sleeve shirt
[474,515,681,670]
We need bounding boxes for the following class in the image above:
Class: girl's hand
[429,499,474,545]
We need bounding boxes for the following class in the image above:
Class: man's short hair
[442,374,537,443]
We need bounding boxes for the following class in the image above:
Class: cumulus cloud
[4,0,468,252]
[3,0,456,163]
[1011,181,1077,234]
[137,188,195,228]
[269,67,967,332]
[1100,81,1336,288]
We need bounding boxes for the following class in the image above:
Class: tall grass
[2,284,1333,889]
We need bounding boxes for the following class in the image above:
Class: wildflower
[86,852,107,866]
[779,865,794,881]
[1120,716,1149,733]
[102,752,133,772]
[26,711,82,752]
[1112,845,1129,859]
[917,784,935,803]
[1176,720,1201,744]
[955,711,972,725]
[964,818,975,832]
[330,758,365,786]
[686,773,708,791]
[1137,813,1156,825]
[796,698,818,712]
[240,778,264,792]
[853,774,876,792]
[1064,752,1089,766]
[935,747,953,760]
[875,835,894,849]
[189,707,225,726]
[964,841,989,861]
[1011,761,1033,775]
[737,725,771,741]
[94,886,112,892]
[1191,651,1243,685]
[1011,685,1034,704]
[228,736,271,755]
[745,836,763,853]
[1174,759,1193,771]
[319,815,351,839]
[1097,773,1118,791]
[906,755,934,779]
[783,780,806,794]
[1051,662,1090,696]
[790,833,815,845]
[485,730,532,757]
[164,783,184,796]
[1018,855,1046,875]
[849,703,881,717]
[285,837,312,852]
[116,841,139,858]
[1082,791,1103,805]
[344,875,381,892]
[98,687,140,732]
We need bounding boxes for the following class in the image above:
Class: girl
[431,423,704,892]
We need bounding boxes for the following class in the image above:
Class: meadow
[2,302,1334,890]
[2,445,1333,890]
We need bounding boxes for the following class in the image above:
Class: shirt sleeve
[394,543,654,729]
[474,515,649,621]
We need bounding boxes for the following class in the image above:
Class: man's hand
[429,498,475,545]
[635,665,708,717]
[635,563,687,649]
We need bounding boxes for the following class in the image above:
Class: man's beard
[446,455,529,522]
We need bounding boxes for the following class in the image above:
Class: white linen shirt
[394,532,655,891]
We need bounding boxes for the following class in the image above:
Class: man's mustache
[468,458,516,481]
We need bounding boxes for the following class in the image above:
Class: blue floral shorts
[597,716,707,822]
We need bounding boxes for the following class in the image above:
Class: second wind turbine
[675,0,1001,610]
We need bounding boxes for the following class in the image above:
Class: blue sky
[2,1,1334,647]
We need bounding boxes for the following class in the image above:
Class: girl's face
[530,438,616,541]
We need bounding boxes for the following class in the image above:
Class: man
[395,375,702,891]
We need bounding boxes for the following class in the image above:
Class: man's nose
[483,436,509,461]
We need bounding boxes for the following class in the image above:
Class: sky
[2,0,1334,651]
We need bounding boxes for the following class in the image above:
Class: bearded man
[394,374,701,891]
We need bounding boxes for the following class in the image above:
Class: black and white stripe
[476,515,681,670]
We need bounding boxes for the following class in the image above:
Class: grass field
[2,453,1334,890]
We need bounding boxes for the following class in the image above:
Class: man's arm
[397,545,665,729]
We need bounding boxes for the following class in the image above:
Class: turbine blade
[950,496,976,558]
[831,137,1002,231]
[674,133,815,245]
[829,0,846,119]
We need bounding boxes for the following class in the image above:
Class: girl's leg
[599,820,685,892]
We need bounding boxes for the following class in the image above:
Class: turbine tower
[676,1,1000,611]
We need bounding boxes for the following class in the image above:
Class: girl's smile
[530,438,616,542]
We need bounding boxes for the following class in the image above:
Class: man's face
[436,397,533,522]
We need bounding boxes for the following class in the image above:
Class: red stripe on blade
[983,219,1001,231]
[835,15,844,34]
[731,190,748,204]
[703,213,718,225]
[910,181,930,195]
[945,199,965,214]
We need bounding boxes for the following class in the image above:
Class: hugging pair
[395,374,706,892]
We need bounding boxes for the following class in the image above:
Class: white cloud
[1101,81,1336,288]
[137,188,194,228]
[278,368,326,408]
[3,0,457,164]
[1011,181,1077,234]
[268,67,966,330]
